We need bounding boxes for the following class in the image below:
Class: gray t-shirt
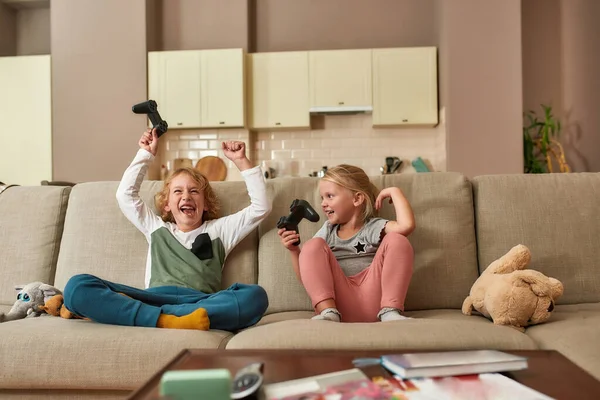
[314,217,388,277]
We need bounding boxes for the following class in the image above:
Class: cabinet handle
[402,119,408,123]
[338,101,344,105]
[275,122,281,126]
[176,122,183,126]
[219,121,225,125]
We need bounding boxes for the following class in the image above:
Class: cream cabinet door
[200,49,245,128]
[372,47,438,126]
[0,55,52,186]
[309,49,372,110]
[248,52,310,129]
[148,51,202,128]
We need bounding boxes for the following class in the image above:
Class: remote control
[231,362,264,399]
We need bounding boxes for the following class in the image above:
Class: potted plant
[523,104,570,173]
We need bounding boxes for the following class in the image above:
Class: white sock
[311,308,341,322]
[378,307,411,322]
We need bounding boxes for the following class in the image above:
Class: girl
[278,164,415,323]
[63,128,272,331]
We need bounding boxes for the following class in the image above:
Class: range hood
[309,105,373,115]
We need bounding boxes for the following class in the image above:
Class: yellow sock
[156,308,210,331]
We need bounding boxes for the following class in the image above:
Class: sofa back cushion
[53,180,259,291]
[473,173,600,304]
[258,172,479,314]
[0,186,70,309]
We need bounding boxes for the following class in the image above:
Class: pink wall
[16,7,50,55]
[158,0,249,51]
[560,0,600,172]
[254,0,435,52]
[0,3,16,56]
[521,0,600,172]
[51,0,149,182]
[439,0,524,176]
[521,0,562,114]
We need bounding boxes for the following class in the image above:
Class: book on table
[380,350,528,379]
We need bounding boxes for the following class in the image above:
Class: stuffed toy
[0,282,61,322]
[38,294,87,320]
[462,244,564,332]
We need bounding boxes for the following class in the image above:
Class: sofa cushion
[53,180,259,291]
[525,303,600,381]
[0,186,70,308]
[0,317,232,390]
[226,309,537,350]
[473,173,600,304]
[0,390,128,399]
[258,173,479,314]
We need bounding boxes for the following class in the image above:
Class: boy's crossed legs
[64,274,268,331]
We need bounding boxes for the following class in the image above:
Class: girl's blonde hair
[154,168,220,223]
[321,164,380,222]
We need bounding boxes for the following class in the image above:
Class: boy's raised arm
[209,141,272,255]
[116,129,164,238]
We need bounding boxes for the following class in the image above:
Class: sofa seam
[48,186,72,286]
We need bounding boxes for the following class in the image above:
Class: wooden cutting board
[173,158,193,170]
[195,156,227,181]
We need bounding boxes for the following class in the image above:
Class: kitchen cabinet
[372,47,438,126]
[148,50,202,128]
[148,48,245,129]
[248,52,310,129]
[308,49,372,112]
[200,49,245,128]
[0,55,52,186]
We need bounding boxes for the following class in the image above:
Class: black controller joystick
[277,199,320,246]
[132,100,168,137]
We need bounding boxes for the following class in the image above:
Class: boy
[64,128,272,331]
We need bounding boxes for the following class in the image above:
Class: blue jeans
[63,273,268,331]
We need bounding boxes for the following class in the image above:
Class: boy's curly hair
[321,164,380,223]
[154,168,220,223]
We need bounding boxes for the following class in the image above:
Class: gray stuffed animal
[0,282,62,322]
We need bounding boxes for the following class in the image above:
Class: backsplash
[158,110,446,181]
[254,112,446,178]
[157,129,251,182]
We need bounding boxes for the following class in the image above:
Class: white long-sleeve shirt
[116,149,272,289]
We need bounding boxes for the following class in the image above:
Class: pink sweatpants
[299,232,414,322]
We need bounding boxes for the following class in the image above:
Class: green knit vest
[149,227,225,294]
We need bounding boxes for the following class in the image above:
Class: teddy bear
[462,244,564,332]
[38,294,88,320]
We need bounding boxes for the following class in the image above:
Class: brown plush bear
[38,294,87,320]
[462,244,564,332]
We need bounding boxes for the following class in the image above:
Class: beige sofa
[1,172,599,399]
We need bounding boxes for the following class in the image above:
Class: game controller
[277,199,320,246]
[132,100,168,137]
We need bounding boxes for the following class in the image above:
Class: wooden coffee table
[128,349,600,400]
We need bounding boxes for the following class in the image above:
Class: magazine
[369,372,554,400]
[264,371,554,400]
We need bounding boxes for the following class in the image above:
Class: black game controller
[132,100,168,137]
[277,199,320,246]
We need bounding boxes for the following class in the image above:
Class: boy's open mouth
[180,204,196,216]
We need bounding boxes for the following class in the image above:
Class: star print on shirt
[354,241,366,254]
